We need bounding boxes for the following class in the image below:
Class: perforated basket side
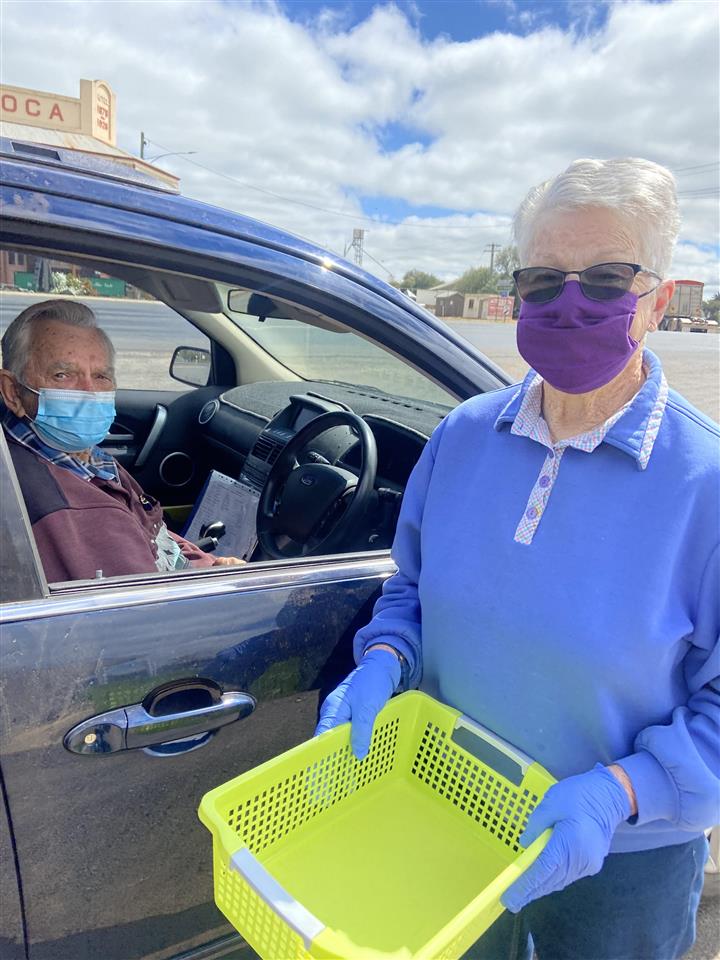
[219,713,401,856]
[410,719,542,855]
[213,843,312,960]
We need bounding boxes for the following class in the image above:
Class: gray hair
[1,299,116,380]
[513,158,681,277]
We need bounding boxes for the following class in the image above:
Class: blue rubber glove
[501,763,631,913]
[314,648,401,760]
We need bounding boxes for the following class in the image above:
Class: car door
[0,424,392,960]
[0,160,507,959]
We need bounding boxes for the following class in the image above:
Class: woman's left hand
[501,764,632,913]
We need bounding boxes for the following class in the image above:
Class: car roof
[0,137,511,388]
[0,137,410,309]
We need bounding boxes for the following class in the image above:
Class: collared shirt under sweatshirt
[354,350,720,854]
[4,411,213,583]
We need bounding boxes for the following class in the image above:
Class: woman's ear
[647,280,675,332]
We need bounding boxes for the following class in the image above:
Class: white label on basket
[230,847,326,950]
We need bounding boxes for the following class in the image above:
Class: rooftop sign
[0,80,116,146]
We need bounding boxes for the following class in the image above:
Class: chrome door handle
[64,690,255,755]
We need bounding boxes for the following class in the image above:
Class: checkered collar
[3,409,119,482]
[494,349,669,470]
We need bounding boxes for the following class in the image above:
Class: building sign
[487,296,515,320]
[1,88,81,129]
[0,80,116,146]
[92,82,113,140]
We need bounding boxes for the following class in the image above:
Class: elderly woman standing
[316,158,719,959]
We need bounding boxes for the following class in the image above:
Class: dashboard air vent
[252,435,282,464]
[241,463,266,491]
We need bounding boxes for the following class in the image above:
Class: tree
[703,294,720,324]
[494,245,520,280]
[399,269,441,290]
[454,266,498,294]
[51,272,94,296]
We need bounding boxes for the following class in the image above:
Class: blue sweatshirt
[355,351,720,853]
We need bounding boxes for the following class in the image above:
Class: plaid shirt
[2,409,119,483]
[498,353,668,545]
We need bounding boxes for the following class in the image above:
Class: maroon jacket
[7,436,213,583]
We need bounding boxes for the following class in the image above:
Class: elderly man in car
[0,299,242,582]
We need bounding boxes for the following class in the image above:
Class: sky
[2,0,718,294]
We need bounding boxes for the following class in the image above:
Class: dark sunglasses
[512,262,662,304]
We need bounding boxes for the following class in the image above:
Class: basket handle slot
[230,847,326,949]
[452,715,533,786]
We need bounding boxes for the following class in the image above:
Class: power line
[143,137,511,231]
[676,189,720,198]
[362,248,395,278]
[143,139,718,232]
[672,161,720,173]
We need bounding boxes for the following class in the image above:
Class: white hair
[513,158,681,277]
[1,299,115,380]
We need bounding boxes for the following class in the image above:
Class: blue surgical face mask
[21,384,116,453]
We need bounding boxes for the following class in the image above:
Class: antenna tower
[345,228,366,266]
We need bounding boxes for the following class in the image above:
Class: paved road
[0,292,208,351]
[448,320,720,422]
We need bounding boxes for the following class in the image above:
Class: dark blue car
[0,138,509,960]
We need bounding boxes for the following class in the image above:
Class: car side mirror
[170,346,211,387]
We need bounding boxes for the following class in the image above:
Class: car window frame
[0,386,399,605]
[1,204,508,601]
[2,213,508,400]
[0,428,48,603]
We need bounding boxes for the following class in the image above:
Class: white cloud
[672,241,720,291]
[1,0,718,293]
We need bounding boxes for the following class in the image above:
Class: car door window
[0,249,211,391]
[2,247,463,594]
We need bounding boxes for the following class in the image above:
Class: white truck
[661,279,707,332]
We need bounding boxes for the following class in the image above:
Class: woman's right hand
[314,648,401,759]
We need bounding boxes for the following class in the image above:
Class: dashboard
[197,379,447,496]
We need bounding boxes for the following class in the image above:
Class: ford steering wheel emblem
[300,474,315,486]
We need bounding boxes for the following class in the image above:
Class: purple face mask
[517,280,640,394]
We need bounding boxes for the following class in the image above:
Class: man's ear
[647,280,675,332]
[0,370,28,417]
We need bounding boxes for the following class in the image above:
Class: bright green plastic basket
[198,691,554,959]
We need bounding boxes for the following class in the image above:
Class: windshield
[227,297,455,407]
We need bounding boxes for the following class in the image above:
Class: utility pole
[140,131,148,159]
[484,243,500,273]
[345,228,366,267]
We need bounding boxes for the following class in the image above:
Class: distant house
[415,281,456,312]
[462,294,494,319]
[434,292,516,321]
[434,292,465,318]
[415,288,439,310]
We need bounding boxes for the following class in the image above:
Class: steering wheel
[257,410,377,559]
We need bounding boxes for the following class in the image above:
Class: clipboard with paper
[183,470,260,561]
